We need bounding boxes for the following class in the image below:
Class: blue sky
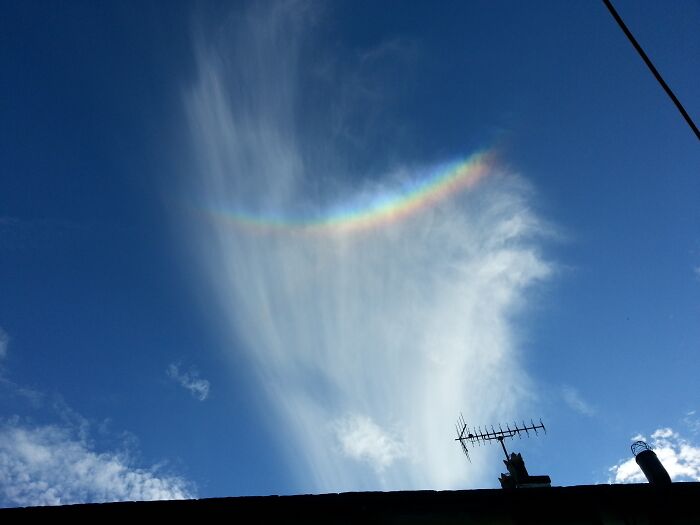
[1,0,699,506]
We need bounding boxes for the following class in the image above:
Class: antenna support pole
[497,436,509,459]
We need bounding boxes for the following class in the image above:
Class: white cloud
[561,385,595,416]
[181,2,552,492]
[0,420,193,507]
[166,364,210,401]
[0,329,194,507]
[334,414,406,473]
[608,427,700,483]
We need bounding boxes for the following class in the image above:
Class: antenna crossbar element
[455,417,546,460]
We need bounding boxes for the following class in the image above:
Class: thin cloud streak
[183,3,552,491]
[166,363,210,401]
[0,328,8,360]
[562,385,595,416]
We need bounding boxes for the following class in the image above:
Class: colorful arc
[215,150,495,235]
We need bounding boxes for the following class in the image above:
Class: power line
[602,0,700,142]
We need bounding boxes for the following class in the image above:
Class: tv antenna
[454,415,546,462]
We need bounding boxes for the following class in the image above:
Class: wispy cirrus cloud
[0,420,193,507]
[608,428,700,483]
[166,363,210,401]
[182,2,552,492]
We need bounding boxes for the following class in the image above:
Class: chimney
[631,440,672,485]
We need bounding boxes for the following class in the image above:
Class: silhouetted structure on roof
[455,416,551,488]
[3,422,692,521]
[632,440,672,485]
[2,483,700,523]
[498,452,552,489]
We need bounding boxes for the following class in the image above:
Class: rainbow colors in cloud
[214,150,495,235]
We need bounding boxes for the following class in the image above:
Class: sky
[1,0,699,507]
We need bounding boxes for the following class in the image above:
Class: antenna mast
[455,416,546,460]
